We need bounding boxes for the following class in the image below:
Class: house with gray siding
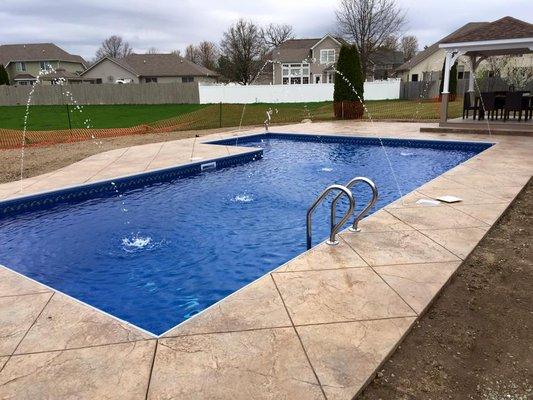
[270,35,346,85]
[81,53,218,84]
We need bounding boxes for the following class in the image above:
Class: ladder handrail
[331,177,378,232]
[307,184,355,250]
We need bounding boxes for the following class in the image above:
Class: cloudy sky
[1,0,532,60]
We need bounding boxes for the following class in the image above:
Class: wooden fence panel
[0,82,200,106]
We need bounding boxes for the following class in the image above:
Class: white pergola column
[440,50,464,122]
[441,51,453,94]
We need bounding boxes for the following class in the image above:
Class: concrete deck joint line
[269,273,329,400]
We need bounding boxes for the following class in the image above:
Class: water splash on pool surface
[121,234,167,253]
[232,194,254,203]
[321,167,333,172]
[400,151,414,156]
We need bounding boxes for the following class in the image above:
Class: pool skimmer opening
[201,161,217,172]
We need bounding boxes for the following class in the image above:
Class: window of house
[145,77,158,83]
[16,62,26,72]
[39,61,53,70]
[182,76,194,83]
[281,63,310,85]
[326,72,334,83]
[411,74,419,82]
[320,49,335,64]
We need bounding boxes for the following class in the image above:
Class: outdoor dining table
[475,92,532,121]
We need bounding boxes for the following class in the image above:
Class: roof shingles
[0,43,86,67]
[119,54,217,77]
[271,36,346,62]
[441,16,533,44]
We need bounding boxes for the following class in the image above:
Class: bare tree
[336,0,406,76]
[185,44,200,64]
[219,19,268,84]
[400,35,418,61]
[95,35,133,59]
[382,35,399,51]
[170,49,182,57]
[146,47,159,54]
[260,23,295,48]
[196,41,219,70]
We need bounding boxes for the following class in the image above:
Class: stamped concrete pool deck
[0,121,531,399]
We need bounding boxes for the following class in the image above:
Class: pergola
[438,16,533,127]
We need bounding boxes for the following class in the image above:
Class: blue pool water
[0,134,490,335]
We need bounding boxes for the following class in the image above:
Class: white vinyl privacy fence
[198,80,401,104]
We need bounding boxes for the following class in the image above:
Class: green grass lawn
[0,104,207,130]
[0,100,461,132]
[364,99,463,120]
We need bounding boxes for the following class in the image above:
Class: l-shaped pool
[0,133,491,334]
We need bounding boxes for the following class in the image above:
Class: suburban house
[268,34,403,84]
[270,35,347,85]
[0,43,87,85]
[396,22,487,83]
[81,53,218,84]
[396,18,533,83]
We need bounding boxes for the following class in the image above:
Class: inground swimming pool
[0,133,491,335]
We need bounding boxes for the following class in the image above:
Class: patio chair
[524,95,532,121]
[503,92,525,121]
[462,92,479,119]
[479,92,500,121]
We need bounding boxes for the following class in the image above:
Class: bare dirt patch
[0,127,240,184]
[360,180,532,399]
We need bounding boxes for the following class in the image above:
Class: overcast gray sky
[1,0,532,60]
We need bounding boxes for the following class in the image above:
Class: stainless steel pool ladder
[331,177,379,232]
[306,184,355,250]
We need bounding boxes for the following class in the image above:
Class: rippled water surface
[0,135,485,334]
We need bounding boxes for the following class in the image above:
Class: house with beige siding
[396,23,486,83]
[0,43,86,85]
[81,54,218,84]
[396,18,533,84]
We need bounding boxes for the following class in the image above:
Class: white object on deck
[416,199,441,206]
[436,195,463,203]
